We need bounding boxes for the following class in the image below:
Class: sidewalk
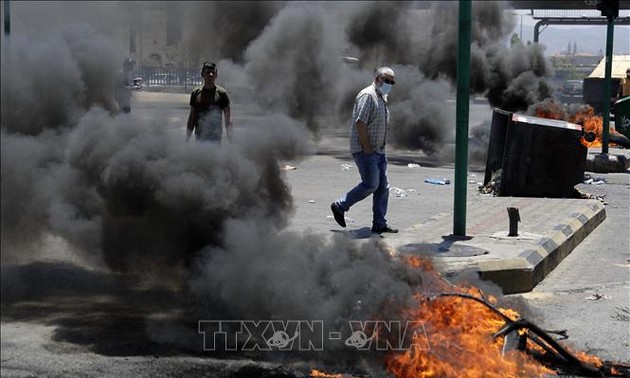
[385,196,605,294]
[285,146,628,295]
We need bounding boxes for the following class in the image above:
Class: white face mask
[380,82,392,95]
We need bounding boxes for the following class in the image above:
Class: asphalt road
[1,91,628,377]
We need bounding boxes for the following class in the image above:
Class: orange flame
[532,104,622,148]
[383,256,602,378]
[567,107,604,148]
[310,369,346,378]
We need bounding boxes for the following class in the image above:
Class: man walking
[331,67,398,234]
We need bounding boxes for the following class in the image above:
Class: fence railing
[131,66,203,89]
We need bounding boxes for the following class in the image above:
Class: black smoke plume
[387,67,454,156]
[181,1,285,64]
[2,2,539,370]
[178,2,552,156]
[0,20,310,275]
[242,3,351,133]
[0,20,420,369]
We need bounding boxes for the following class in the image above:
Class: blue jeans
[336,152,390,229]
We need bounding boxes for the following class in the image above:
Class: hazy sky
[513,9,630,27]
[508,9,630,54]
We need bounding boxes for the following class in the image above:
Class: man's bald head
[376,67,395,78]
[374,67,395,88]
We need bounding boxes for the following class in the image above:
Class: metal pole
[601,15,615,154]
[3,1,9,37]
[453,0,471,236]
[534,20,543,43]
[2,1,10,130]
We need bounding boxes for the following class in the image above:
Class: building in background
[124,2,187,67]
[550,51,603,82]
[2,1,187,68]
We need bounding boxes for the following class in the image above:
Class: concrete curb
[478,201,606,294]
[391,199,607,295]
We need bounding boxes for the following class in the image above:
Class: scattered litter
[583,174,606,185]
[479,171,502,196]
[407,163,421,168]
[390,187,407,197]
[406,188,416,193]
[468,180,476,184]
[425,178,450,185]
[281,165,297,171]
[340,163,353,171]
[585,292,611,301]
[479,180,498,195]
[469,173,477,177]
[308,200,315,203]
[583,178,606,185]
[574,188,606,203]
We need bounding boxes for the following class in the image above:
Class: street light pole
[4,0,10,37]
[601,15,615,154]
[453,0,472,236]
[2,0,10,131]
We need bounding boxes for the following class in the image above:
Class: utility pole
[597,0,619,154]
[3,0,9,37]
[2,0,10,130]
[602,17,614,154]
[453,0,472,236]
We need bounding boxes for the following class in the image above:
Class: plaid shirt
[349,83,390,154]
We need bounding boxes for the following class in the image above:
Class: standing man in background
[330,67,398,234]
[619,68,630,99]
[187,62,232,143]
[116,58,135,113]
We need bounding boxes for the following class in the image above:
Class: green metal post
[4,0,9,37]
[601,16,615,154]
[453,0,472,236]
[2,1,9,130]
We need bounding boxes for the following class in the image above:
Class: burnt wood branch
[430,292,514,323]
[494,322,563,362]
[432,292,604,377]
[601,362,630,378]
[509,319,601,377]
[476,287,488,302]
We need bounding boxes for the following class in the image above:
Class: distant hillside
[519,25,630,55]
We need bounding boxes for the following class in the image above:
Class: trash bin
[614,96,630,140]
[483,108,512,186]
[484,111,587,198]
